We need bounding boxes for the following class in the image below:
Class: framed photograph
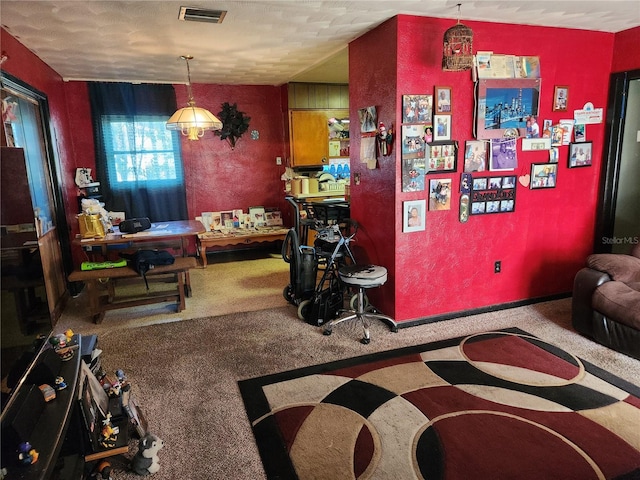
[530,163,558,189]
[426,140,457,173]
[401,124,426,160]
[435,86,452,114]
[402,94,433,123]
[358,106,377,133]
[574,124,586,142]
[464,140,487,172]
[475,78,541,139]
[433,115,451,141]
[401,157,426,192]
[249,206,266,226]
[220,210,234,229]
[429,178,452,211]
[489,138,518,171]
[568,141,593,168]
[553,86,569,112]
[470,174,517,215]
[403,199,426,233]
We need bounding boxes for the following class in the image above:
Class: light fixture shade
[166,55,223,140]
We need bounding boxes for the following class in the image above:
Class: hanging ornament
[442,4,474,72]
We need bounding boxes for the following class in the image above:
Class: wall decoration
[403,199,426,233]
[542,119,553,138]
[551,125,564,146]
[553,86,569,112]
[435,86,452,114]
[358,106,377,133]
[427,140,457,173]
[522,137,551,151]
[433,115,451,141]
[401,125,426,160]
[530,163,558,189]
[549,147,560,163]
[471,175,516,214]
[402,94,433,123]
[442,8,474,72]
[424,125,434,143]
[464,140,487,172]
[215,102,251,149]
[489,138,518,171]
[401,158,426,192]
[574,124,586,142]
[429,178,452,211]
[475,79,541,139]
[568,141,593,168]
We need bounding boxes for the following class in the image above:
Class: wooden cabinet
[289,110,330,167]
[289,109,349,167]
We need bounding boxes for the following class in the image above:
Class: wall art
[530,163,558,189]
[402,94,433,123]
[435,86,452,114]
[553,86,569,112]
[401,157,426,192]
[401,125,426,160]
[470,175,516,214]
[433,114,451,141]
[463,140,487,172]
[429,178,452,211]
[489,138,518,171]
[427,140,457,173]
[475,78,541,139]
[403,199,426,233]
[568,141,593,168]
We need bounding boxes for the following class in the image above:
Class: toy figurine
[54,376,67,390]
[376,122,394,157]
[131,433,164,475]
[17,442,39,465]
[99,414,119,449]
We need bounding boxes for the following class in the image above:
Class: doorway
[596,69,640,254]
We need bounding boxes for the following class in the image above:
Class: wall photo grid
[399,55,593,232]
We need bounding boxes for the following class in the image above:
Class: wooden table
[197,227,289,267]
[72,220,205,296]
[74,220,205,257]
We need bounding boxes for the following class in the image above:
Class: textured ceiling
[1,1,639,85]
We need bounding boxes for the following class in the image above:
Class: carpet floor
[239,328,640,479]
[52,252,640,479]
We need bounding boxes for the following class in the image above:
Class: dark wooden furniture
[1,336,84,479]
[68,256,197,323]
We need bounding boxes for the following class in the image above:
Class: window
[102,115,183,188]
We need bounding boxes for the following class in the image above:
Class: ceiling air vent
[178,6,227,23]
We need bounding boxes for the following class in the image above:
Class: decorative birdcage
[442,21,474,71]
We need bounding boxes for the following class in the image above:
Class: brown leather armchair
[572,241,640,360]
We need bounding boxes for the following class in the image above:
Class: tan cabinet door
[289,110,329,166]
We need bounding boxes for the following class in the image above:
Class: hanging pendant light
[166,55,222,140]
[442,4,474,72]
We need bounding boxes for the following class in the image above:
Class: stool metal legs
[323,286,398,344]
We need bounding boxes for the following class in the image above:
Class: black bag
[120,250,175,289]
[119,217,151,234]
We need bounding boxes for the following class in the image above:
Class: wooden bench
[68,256,197,324]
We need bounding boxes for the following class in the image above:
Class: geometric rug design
[238,328,640,479]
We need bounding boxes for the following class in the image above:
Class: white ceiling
[1,1,639,86]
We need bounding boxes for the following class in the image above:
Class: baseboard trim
[396,292,572,329]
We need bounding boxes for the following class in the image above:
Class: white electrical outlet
[276,156,282,165]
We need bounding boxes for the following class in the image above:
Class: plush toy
[131,433,164,475]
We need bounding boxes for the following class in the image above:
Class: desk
[72,220,204,296]
[197,227,289,267]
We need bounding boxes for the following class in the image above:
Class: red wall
[350,16,625,322]
[3,19,638,322]
[612,27,640,73]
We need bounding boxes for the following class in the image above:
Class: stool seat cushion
[339,264,387,287]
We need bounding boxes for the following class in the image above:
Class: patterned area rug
[239,328,640,479]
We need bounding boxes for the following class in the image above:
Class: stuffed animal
[131,433,164,475]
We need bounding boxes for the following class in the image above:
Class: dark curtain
[88,82,188,222]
